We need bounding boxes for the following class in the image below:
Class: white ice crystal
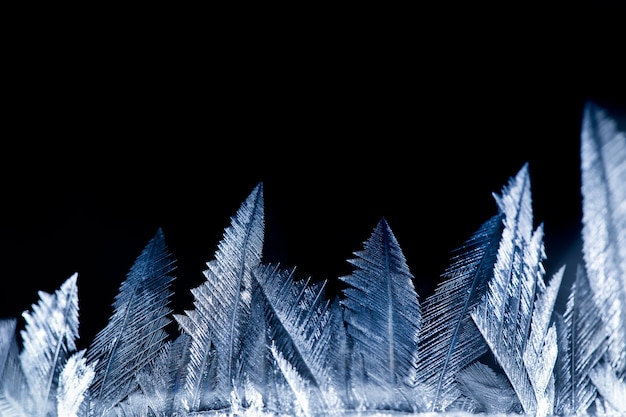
[0,101,625,417]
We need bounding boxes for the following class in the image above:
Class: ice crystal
[416,213,502,412]
[0,101,625,416]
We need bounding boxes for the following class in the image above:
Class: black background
[2,6,625,350]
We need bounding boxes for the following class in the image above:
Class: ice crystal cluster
[1,101,625,417]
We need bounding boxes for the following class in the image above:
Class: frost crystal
[0,101,625,416]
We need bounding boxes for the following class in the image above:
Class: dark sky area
[2,7,625,350]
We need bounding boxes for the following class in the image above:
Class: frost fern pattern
[1,102,625,416]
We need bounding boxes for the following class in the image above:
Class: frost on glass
[415,213,503,412]
[339,218,422,412]
[253,263,347,415]
[0,101,625,416]
[173,182,265,412]
[85,227,176,416]
[470,163,542,415]
[0,318,30,415]
[455,361,518,414]
[580,101,626,377]
[57,349,96,417]
[9,273,82,417]
[554,264,607,416]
